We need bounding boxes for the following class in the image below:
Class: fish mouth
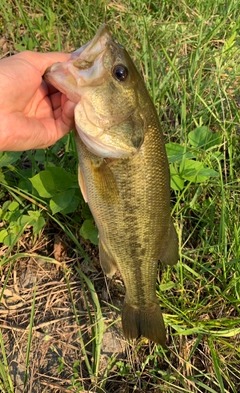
[44,24,132,158]
[71,24,112,63]
[44,24,113,102]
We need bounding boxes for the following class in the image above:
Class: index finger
[14,51,72,75]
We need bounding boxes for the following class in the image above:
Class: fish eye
[112,64,128,82]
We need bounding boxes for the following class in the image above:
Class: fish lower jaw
[76,125,133,159]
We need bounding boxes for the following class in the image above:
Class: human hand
[0,51,76,151]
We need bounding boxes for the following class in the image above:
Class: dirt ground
[0,230,129,392]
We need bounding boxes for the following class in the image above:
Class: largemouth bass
[44,25,178,345]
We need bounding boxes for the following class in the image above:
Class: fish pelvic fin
[99,238,118,278]
[122,302,166,346]
[78,165,88,203]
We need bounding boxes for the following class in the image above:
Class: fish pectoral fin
[160,220,179,266]
[99,239,118,278]
[78,165,88,203]
[122,301,166,346]
[130,109,145,149]
[92,160,119,204]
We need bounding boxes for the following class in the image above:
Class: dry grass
[0,233,126,392]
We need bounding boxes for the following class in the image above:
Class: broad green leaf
[50,189,75,214]
[30,171,58,198]
[34,149,45,163]
[2,225,21,246]
[32,216,46,234]
[15,44,27,52]
[0,169,6,183]
[159,281,176,291]
[28,210,42,219]
[166,142,195,163]
[188,126,221,150]
[0,152,22,168]
[18,215,36,227]
[17,211,45,235]
[30,167,75,198]
[0,201,19,220]
[8,201,19,211]
[18,179,33,193]
[18,169,34,193]
[81,203,93,220]
[197,167,219,178]
[181,160,206,182]
[2,201,13,212]
[181,159,218,183]
[0,229,8,243]
[170,164,184,190]
[80,219,99,245]
[45,166,75,190]
[4,210,21,223]
[60,195,80,215]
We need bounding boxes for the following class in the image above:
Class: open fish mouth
[44,24,136,158]
[44,25,113,102]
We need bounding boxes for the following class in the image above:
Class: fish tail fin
[122,302,166,346]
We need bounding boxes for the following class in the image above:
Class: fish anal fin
[160,220,179,266]
[78,165,88,203]
[122,301,166,347]
[99,239,117,278]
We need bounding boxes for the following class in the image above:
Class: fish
[44,24,178,346]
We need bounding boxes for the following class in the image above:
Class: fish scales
[44,24,179,345]
[75,101,174,345]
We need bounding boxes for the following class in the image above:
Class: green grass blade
[75,265,104,378]
[24,281,37,388]
[63,267,93,378]
[0,330,14,393]
[208,337,225,393]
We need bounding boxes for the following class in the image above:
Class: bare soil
[0,230,127,392]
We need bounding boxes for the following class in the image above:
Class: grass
[0,0,240,392]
